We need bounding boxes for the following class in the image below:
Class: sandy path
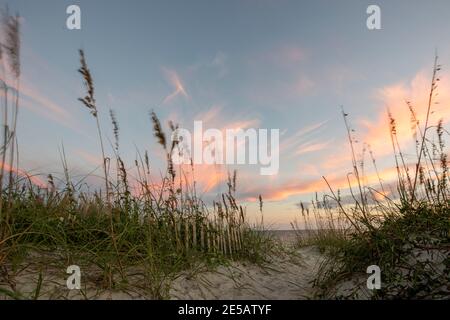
[0,246,325,300]
[170,246,324,300]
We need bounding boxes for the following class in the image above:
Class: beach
[1,232,329,300]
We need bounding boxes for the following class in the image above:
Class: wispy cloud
[301,67,450,181]
[256,44,307,66]
[74,149,103,167]
[281,120,328,152]
[362,69,450,159]
[292,75,315,95]
[240,164,402,202]
[0,161,46,187]
[295,140,331,155]
[211,51,228,78]
[162,68,189,104]
[0,76,85,135]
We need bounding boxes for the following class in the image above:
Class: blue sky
[2,0,450,228]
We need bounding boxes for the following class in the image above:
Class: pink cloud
[281,120,328,152]
[257,45,307,66]
[295,140,331,155]
[362,69,450,159]
[242,164,401,202]
[162,68,189,104]
[75,149,103,167]
[293,75,315,95]
[0,161,46,188]
[0,76,85,134]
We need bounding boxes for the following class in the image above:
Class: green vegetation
[0,13,276,299]
[0,8,447,301]
[294,57,450,299]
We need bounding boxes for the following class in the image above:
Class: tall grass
[0,8,20,243]
[0,22,276,299]
[293,56,450,299]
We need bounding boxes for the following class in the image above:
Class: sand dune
[0,246,326,300]
[170,246,324,300]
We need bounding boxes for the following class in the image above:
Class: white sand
[170,246,324,300]
[0,246,325,300]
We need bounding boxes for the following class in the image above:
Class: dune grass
[0,9,447,300]
[293,57,450,299]
[0,17,277,299]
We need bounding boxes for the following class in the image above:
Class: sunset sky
[2,0,450,228]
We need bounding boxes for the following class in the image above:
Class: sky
[1,0,450,228]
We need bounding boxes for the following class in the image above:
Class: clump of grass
[294,56,450,299]
[0,8,22,280]
[0,7,21,236]
[0,44,275,299]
